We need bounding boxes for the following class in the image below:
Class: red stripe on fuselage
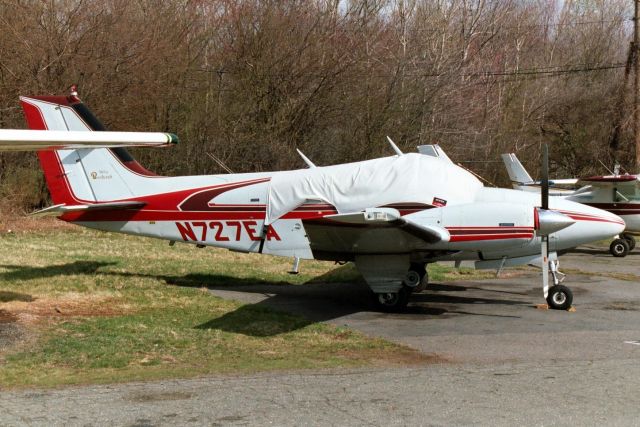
[449,233,534,242]
[557,210,625,226]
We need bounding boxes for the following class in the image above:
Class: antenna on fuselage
[296,149,316,168]
[206,152,234,174]
[386,136,403,156]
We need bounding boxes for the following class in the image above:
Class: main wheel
[610,238,630,257]
[375,287,411,312]
[546,285,573,310]
[414,271,429,293]
[403,270,422,288]
[404,263,429,293]
[622,233,636,251]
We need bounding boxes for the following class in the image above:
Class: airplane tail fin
[501,153,535,190]
[20,94,162,204]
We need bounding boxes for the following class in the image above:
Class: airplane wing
[547,178,579,185]
[323,208,449,244]
[29,201,146,217]
[301,208,450,257]
[0,129,178,151]
[576,175,638,187]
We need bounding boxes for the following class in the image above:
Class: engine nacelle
[404,202,536,250]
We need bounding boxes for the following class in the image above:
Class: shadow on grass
[0,290,34,303]
[0,262,529,336]
[0,261,116,281]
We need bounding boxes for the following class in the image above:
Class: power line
[191,62,627,80]
[493,18,633,31]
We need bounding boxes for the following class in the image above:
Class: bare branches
[0,0,634,209]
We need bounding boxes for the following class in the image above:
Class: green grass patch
[0,227,438,389]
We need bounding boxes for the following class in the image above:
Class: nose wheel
[546,284,573,310]
[544,259,573,310]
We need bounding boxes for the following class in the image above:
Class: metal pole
[634,0,640,170]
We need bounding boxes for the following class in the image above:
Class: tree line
[0,0,633,211]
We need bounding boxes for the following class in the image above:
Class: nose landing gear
[545,260,573,310]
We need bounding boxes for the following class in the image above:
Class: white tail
[20,95,167,203]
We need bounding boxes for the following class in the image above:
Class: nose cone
[550,199,625,250]
[537,209,575,235]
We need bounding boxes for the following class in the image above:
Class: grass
[0,220,491,389]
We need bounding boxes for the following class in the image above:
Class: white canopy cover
[266,153,482,224]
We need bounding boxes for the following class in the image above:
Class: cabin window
[616,184,640,201]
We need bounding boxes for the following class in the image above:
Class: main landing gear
[374,263,428,312]
[545,259,573,310]
[610,233,636,257]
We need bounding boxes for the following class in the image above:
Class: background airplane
[503,153,639,257]
[2,91,625,311]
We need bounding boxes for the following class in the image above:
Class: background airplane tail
[20,94,159,204]
[501,153,534,189]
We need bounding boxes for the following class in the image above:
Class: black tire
[546,285,573,310]
[415,271,429,293]
[410,262,427,278]
[622,233,636,251]
[403,270,422,288]
[406,263,428,292]
[374,287,412,312]
[610,238,630,257]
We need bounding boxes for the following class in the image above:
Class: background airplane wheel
[610,238,630,257]
[622,234,636,251]
[546,285,573,310]
[374,287,411,312]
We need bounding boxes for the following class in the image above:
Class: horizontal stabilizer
[30,201,146,217]
[0,129,178,151]
[325,208,449,244]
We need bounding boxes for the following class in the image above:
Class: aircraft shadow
[0,261,116,282]
[0,290,34,303]
[0,262,528,337]
[167,271,528,335]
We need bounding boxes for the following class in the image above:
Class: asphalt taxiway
[2,244,640,426]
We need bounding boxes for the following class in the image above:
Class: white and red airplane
[0,91,626,311]
[503,153,639,257]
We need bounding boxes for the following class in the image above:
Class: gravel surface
[1,359,639,426]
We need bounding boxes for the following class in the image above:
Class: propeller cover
[535,208,576,236]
